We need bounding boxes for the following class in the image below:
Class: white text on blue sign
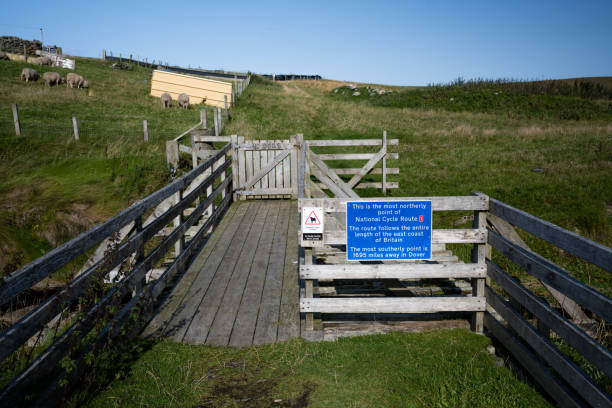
[346,201,432,261]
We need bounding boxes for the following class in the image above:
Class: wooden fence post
[165,140,179,169]
[12,104,21,136]
[200,107,207,129]
[72,117,79,141]
[470,204,487,333]
[224,94,228,111]
[23,44,26,62]
[213,108,219,136]
[382,130,387,194]
[119,53,122,63]
[231,135,239,202]
[217,107,223,135]
[290,134,301,198]
[143,120,148,142]
[102,49,106,60]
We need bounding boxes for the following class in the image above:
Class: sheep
[31,56,51,66]
[177,93,190,109]
[42,71,63,87]
[82,80,89,89]
[66,72,85,88]
[20,67,39,83]
[161,92,172,109]
[0,51,10,60]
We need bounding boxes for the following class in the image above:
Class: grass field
[0,57,205,279]
[80,331,552,408]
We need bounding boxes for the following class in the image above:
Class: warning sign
[302,207,324,245]
[304,210,321,226]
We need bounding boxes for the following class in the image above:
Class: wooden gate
[231,134,301,199]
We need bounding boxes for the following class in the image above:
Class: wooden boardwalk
[144,200,300,347]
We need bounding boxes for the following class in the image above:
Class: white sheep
[20,67,39,83]
[178,93,190,109]
[42,71,63,87]
[161,92,172,109]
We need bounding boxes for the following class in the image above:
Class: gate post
[470,193,488,333]
[231,134,239,202]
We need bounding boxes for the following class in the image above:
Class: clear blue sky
[2,0,611,85]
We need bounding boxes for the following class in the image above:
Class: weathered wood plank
[347,145,386,188]
[268,148,276,190]
[253,202,290,345]
[252,143,261,189]
[310,164,348,198]
[307,139,399,146]
[183,203,266,344]
[278,202,300,341]
[309,151,359,198]
[320,229,486,246]
[298,196,489,212]
[487,260,612,379]
[241,150,290,190]
[489,197,612,272]
[236,188,293,196]
[489,229,612,322]
[228,203,281,347]
[260,149,268,190]
[300,297,485,314]
[315,182,399,190]
[487,213,593,324]
[316,153,399,161]
[206,203,271,346]
[275,140,283,189]
[238,141,292,150]
[165,202,252,340]
[193,135,232,143]
[484,313,585,408]
[143,203,240,337]
[486,286,612,407]
[331,168,399,175]
[299,263,485,280]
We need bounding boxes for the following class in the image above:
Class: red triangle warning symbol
[304,210,321,225]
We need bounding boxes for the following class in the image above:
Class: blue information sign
[346,201,432,261]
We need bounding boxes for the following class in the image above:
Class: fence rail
[485,199,612,408]
[0,143,232,406]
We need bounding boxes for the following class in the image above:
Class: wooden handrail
[489,197,612,272]
[0,161,232,405]
[0,143,231,307]
[488,228,612,322]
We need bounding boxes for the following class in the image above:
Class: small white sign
[302,207,324,243]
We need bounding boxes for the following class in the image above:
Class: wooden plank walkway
[143,200,300,346]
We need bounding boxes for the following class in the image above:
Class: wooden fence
[298,195,488,331]
[484,197,612,408]
[0,144,233,407]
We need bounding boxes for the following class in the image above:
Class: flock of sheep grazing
[160,92,191,109]
[19,68,89,89]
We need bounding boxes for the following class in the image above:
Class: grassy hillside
[0,57,204,278]
[225,76,611,297]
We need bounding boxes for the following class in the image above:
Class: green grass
[331,78,612,120]
[0,57,208,277]
[80,331,552,408]
[226,75,612,296]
